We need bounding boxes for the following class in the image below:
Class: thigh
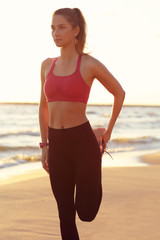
[48,133,76,203]
[75,125,102,196]
[74,126,102,219]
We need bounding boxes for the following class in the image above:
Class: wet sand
[141,151,160,166]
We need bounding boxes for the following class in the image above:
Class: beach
[1,151,160,240]
[1,103,160,239]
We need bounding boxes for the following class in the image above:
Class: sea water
[0,103,160,180]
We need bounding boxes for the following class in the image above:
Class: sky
[0,0,160,105]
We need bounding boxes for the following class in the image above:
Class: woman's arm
[39,60,49,142]
[91,57,125,148]
[39,60,49,173]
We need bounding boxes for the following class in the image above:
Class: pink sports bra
[44,54,91,104]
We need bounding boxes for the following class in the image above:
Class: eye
[51,25,55,31]
[51,25,66,31]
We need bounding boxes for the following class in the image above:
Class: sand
[141,151,160,166]
[1,152,160,240]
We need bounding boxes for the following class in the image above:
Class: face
[51,14,79,47]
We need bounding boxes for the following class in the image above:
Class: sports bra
[44,54,91,104]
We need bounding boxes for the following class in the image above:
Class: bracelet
[39,142,49,148]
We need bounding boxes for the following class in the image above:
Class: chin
[54,42,64,47]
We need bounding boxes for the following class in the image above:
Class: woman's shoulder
[41,57,57,78]
[82,54,103,75]
[41,57,57,68]
[40,57,58,81]
[82,54,102,67]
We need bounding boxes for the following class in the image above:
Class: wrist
[39,142,49,149]
[41,145,48,151]
[105,127,112,133]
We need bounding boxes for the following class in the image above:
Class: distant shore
[0,102,160,107]
[0,150,159,186]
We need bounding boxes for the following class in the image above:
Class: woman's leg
[48,127,79,240]
[74,122,103,221]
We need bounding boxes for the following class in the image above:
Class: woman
[39,7,125,240]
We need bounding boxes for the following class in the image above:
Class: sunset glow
[0,0,160,105]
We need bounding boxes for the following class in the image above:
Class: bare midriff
[47,101,88,129]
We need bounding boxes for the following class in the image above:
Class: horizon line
[0,101,160,107]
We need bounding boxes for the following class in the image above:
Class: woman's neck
[60,44,79,62]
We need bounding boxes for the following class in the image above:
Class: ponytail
[53,8,90,55]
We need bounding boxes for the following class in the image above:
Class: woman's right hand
[41,146,49,174]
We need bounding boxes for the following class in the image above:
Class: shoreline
[0,150,159,186]
[140,151,160,165]
[0,162,45,186]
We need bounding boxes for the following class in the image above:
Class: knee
[77,211,96,222]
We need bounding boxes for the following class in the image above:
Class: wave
[12,154,41,162]
[109,147,135,153]
[86,111,98,115]
[107,136,160,153]
[0,145,39,152]
[0,154,41,169]
[111,136,159,145]
[0,130,40,138]
[0,136,159,153]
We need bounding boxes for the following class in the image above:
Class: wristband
[39,142,49,148]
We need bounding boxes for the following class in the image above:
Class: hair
[52,8,90,55]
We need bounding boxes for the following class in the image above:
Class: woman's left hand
[93,127,112,153]
[93,127,106,152]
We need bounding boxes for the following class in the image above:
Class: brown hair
[52,8,90,55]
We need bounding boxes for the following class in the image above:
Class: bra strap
[49,55,81,75]
[49,57,58,75]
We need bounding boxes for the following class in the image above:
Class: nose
[52,31,61,41]
[52,28,60,36]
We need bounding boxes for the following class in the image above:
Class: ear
[74,25,80,38]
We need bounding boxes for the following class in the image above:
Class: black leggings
[48,120,102,240]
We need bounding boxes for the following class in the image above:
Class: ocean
[0,103,160,180]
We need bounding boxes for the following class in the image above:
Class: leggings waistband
[48,120,90,134]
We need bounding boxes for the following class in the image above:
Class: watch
[39,142,49,148]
